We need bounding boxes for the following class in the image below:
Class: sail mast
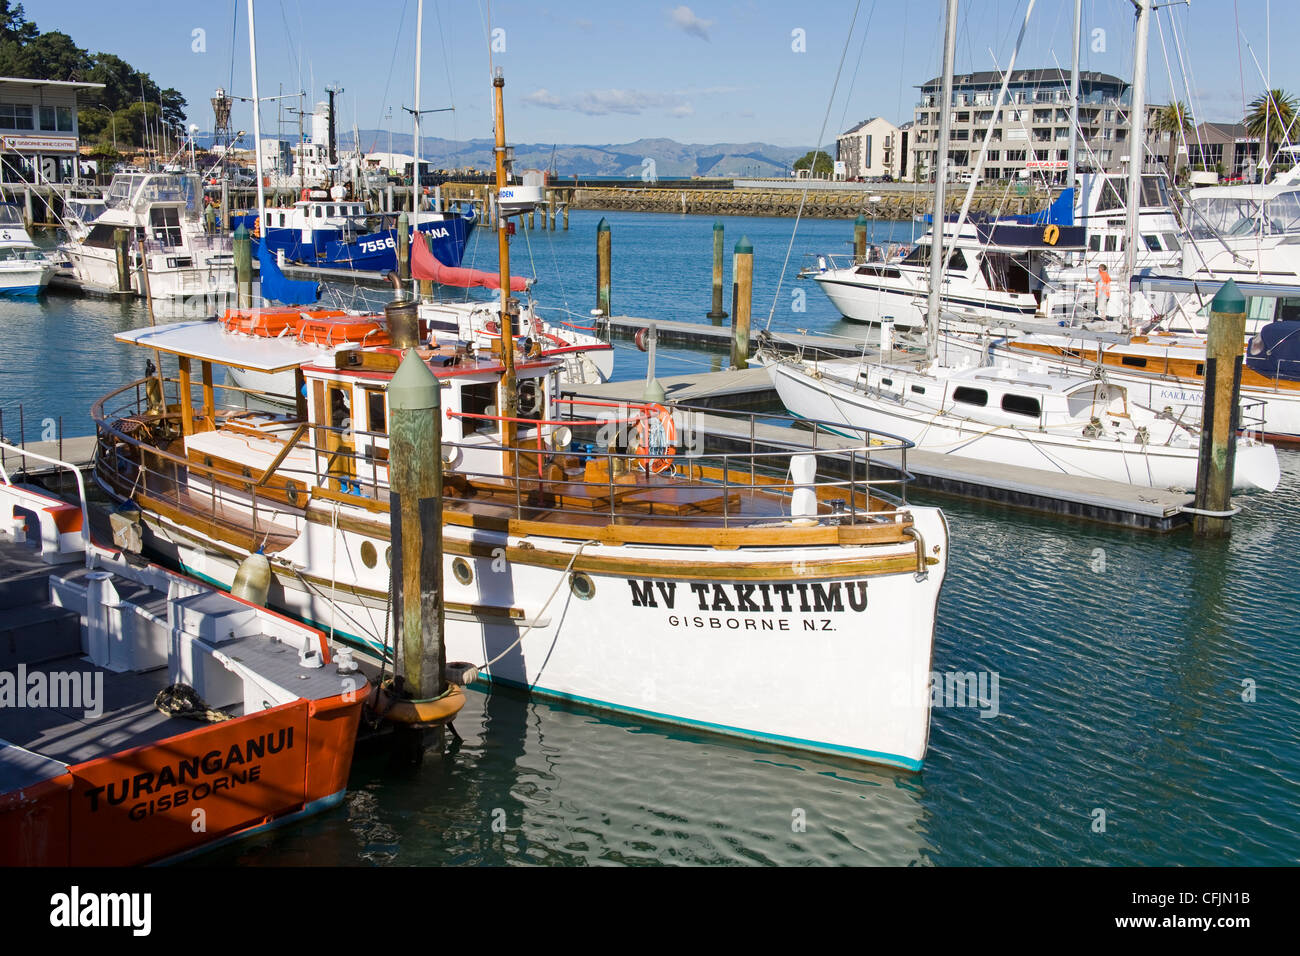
[1068,0,1081,198]
[493,69,518,468]
[247,0,266,243]
[926,0,959,362]
[412,0,423,227]
[1123,0,1151,302]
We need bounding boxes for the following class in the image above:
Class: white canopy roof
[116,319,331,373]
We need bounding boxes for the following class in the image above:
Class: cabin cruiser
[0,202,54,296]
[51,171,236,301]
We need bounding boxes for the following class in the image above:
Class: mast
[248,0,266,245]
[493,68,518,467]
[1123,0,1151,297]
[1067,0,1081,197]
[412,0,423,223]
[926,0,958,362]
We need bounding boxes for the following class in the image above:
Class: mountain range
[207,130,825,178]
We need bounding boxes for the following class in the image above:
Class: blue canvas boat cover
[257,242,318,306]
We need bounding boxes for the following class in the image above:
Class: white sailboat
[763,0,1280,493]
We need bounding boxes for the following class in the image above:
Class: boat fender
[366,679,465,726]
[632,403,678,474]
[445,661,480,686]
[231,550,271,607]
[155,683,232,722]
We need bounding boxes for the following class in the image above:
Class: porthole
[569,571,595,601]
[385,546,392,568]
[285,482,299,506]
[452,557,473,585]
[360,540,378,568]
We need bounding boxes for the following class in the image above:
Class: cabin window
[1121,355,1148,368]
[911,384,926,395]
[1163,232,1181,251]
[460,381,497,435]
[881,377,893,387]
[327,205,336,217]
[1001,393,1041,418]
[1195,363,1204,376]
[952,386,988,407]
[1089,235,1102,252]
[901,246,966,271]
[1104,235,1118,252]
[1142,234,1161,251]
[328,385,351,430]
[365,389,387,434]
[150,207,183,247]
[279,213,286,227]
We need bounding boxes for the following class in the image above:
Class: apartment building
[908,69,1168,184]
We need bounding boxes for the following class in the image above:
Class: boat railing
[0,440,93,568]
[91,378,921,536]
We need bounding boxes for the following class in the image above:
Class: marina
[1,0,1298,893]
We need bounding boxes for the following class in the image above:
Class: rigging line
[228,0,238,102]
[764,0,865,333]
[432,0,459,142]
[371,0,410,153]
[834,0,880,142]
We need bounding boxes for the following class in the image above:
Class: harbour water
[4,210,1298,866]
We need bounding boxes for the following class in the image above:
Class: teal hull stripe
[178,563,922,773]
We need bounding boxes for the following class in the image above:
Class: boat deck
[0,540,219,790]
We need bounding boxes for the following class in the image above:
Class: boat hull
[769,359,1279,492]
[244,216,475,272]
[124,499,948,771]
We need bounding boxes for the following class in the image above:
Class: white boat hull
[769,360,1280,492]
[127,498,948,770]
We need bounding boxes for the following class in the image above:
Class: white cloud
[670,5,713,41]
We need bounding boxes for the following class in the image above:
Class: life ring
[1043,224,1060,246]
[483,319,499,335]
[251,216,261,238]
[632,403,677,474]
[301,188,310,201]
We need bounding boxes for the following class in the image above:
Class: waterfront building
[836,117,903,180]
[908,68,1168,184]
[0,76,104,186]
[1187,122,1263,182]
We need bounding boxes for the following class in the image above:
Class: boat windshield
[0,204,24,227]
[1189,196,1261,239]
[65,200,105,224]
[105,173,202,216]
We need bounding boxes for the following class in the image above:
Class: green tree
[0,28,87,78]
[1154,101,1194,179]
[793,149,834,177]
[0,1,37,44]
[1244,88,1299,175]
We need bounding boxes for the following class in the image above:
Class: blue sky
[30,1,1300,146]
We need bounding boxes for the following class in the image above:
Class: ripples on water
[8,218,1298,866]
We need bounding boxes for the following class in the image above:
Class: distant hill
[213,130,827,178]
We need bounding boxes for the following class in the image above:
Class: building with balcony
[909,69,1169,184]
[0,76,104,186]
[836,117,903,180]
[1187,122,1262,182]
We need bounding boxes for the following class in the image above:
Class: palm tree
[1244,88,1300,176]
[1154,101,1194,180]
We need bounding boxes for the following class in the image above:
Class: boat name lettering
[82,726,294,814]
[628,580,868,613]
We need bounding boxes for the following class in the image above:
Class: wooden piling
[387,350,447,757]
[563,204,569,230]
[730,236,753,370]
[397,211,410,287]
[113,228,132,294]
[233,225,252,307]
[854,213,869,263]
[596,217,611,317]
[1194,279,1248,537]
[707,220,728,320]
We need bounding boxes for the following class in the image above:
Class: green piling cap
[713,220,724,231]
[233,224,248,240]
[1210,278,1246,315]
[854,214,869,227]
[597,217,610,232]
[397,210,408,226]
[387,349,441,412]
[735,236,753,255]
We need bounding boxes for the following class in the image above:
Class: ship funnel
[386,299,421,350]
